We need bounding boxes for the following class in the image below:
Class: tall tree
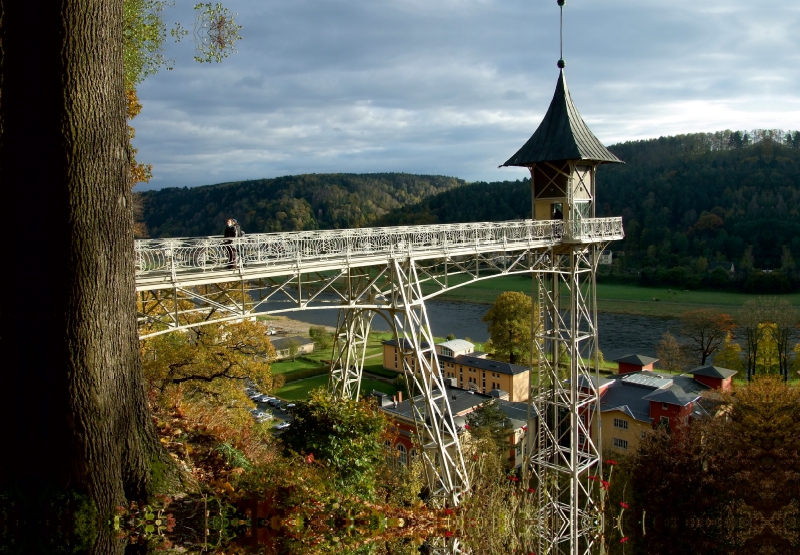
[0,0,176,544]
[482,291,536,364]
[679,309,736,365]
[739,299,769,381]
[655,331,691,373]
[768,298,798,381]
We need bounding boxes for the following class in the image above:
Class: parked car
[284,403,296,411]
[275,422,291,430]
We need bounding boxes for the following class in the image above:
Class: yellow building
[382,338,529,402]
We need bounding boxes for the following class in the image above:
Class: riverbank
[428,275,800,317]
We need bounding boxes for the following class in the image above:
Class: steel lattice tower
[502,49,624,551]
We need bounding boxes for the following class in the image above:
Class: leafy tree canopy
[141,319,278,407]
[482,291,535,364]
[280,389,389,496]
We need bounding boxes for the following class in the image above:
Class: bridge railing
[134,217,622,277]
[564,217,624,242]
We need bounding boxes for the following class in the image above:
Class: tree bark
[0,0,170,532]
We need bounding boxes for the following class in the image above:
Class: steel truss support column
[393,259,470,507]
[328,308,376,400]
[531,244,605,555]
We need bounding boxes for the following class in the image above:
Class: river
[256,298,677,361]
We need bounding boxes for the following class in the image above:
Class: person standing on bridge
[224,218,244,268]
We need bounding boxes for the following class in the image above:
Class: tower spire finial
[557,0,566,69]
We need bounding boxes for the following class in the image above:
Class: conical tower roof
[502,70,622,167]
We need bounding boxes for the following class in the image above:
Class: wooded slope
[139,173,465,237]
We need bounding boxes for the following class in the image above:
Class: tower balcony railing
[134,217,623,278]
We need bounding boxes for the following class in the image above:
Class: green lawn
[363,362,400,379]
[424,273,800,317]
[270,357,325,375]
[274,374,398,401]
[274,375,328,400]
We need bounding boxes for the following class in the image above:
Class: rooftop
[598,382,654,423]
[617,372,673,389]
[496,400,535,428]
[443,354,529,376]
[383,338,432,350]
[372,387,536,433]
[642,387,698,407]
[688,365,738,379]
[614,354,659,366]
[378,384,494,422]
[437,339,475,352]
[502,70,622,167]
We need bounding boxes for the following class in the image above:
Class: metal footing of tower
[529,243,606,555]
[327,259,470,507]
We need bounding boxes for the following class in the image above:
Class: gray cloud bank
[134,0,800,190]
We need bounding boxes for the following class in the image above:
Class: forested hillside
[139,173,465,237]
[601,130,800,272]
[377,130,800,292]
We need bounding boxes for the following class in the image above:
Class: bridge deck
[135,218,623,291]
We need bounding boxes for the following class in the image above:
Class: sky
[133,0,800,190]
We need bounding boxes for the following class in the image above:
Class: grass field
[363,362,400,379]
[270,357,324,375]
[274,374,398,401]
[427,274,800,317]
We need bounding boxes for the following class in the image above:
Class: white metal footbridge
[137,12,627,547]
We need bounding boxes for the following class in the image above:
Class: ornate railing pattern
[135,217,623,277]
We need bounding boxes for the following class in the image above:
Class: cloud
[133,0,800,190]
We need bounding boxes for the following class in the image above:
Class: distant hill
[138,173,466,238]
[139,131,800,292]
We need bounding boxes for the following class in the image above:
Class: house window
[613,438,628,450]
[384,439,393,465]
[613,418,628,430]
[397,444,407,467]
[660,416,669,427]
[662,402,669,410]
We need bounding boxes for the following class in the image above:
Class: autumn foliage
[627,376,800,554]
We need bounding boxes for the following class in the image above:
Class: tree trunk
[0,0,171,537]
